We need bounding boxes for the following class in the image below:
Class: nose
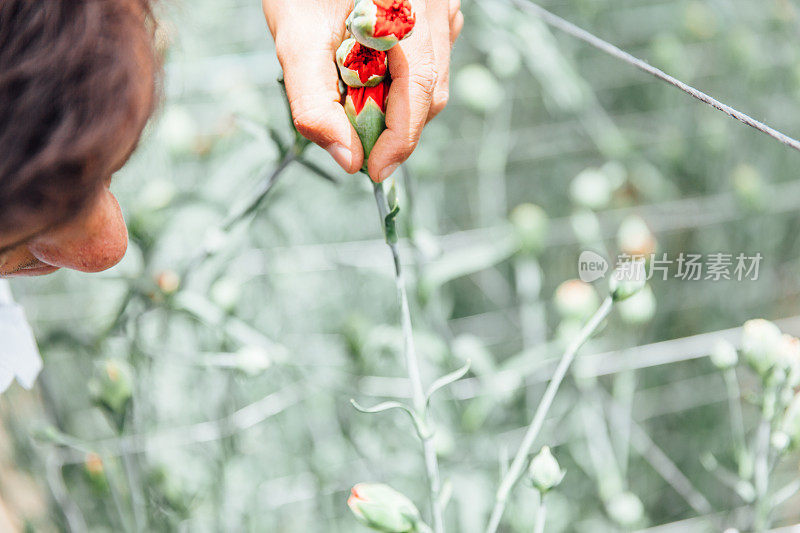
[28,190,128,273]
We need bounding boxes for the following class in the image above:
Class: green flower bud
[570,168,612,210]
[84,452,109,494]
[731,164,765,211]
[617,284,656,325]
[710,339,738,370]
[617,215,656,258]
[347,0,416,52]
[609,260,646,302]
[527,446,565,493]
[553,279,599,321]
[510,203,548,255]
[454,64,503,113]
[684,1,718,40]
[89,359,133,418]
[776,334,800,387]
[741,319,783,376]
[347,483,421,532]
[344,81,389,175]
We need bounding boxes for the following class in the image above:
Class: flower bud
[84,452,109,493]
[527,446,565,493]
[710,339,738,370]
[344,80,390,174]
[156,269,181,295]
[234,345,272,376]
[336,38,388,88]
[606,491,644,526]
[617,285,656,325]
[776,334,800,387]
[731,164,765,211]
[554,280,599,321]
[609,259,646,302]
[89,359,133,417]
[570,168,612,210]
[347,0,416,52]
[741,319,783,376]
[510,203,548,255]
[617,215,656,258]
[347,483,421,532]
[454,64,503,113]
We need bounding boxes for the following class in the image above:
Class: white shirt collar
[0,280,43,392]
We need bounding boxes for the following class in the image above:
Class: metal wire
[509,0,800,154]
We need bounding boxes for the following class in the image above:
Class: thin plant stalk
[723,368,746,454]
[533,491,546,533]
[373,181,445,533]
[485,297,614,533]
[753,415,772,532]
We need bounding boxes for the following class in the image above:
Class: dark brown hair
[0,0,159,236]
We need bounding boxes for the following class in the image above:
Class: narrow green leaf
[425,360,471,406]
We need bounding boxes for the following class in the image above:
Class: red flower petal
[348,79,390,115]
[344,42,387,84]
[373,0,416,40]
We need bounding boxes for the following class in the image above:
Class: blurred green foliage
[3,0,800,531]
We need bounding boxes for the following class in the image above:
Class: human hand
[262,0,464,182]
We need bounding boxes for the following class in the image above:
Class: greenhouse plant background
[3,0,800,531]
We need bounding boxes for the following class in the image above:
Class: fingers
[274,30,364,174]
[366,22,436,182]
[426,0,453,123]
[450,0,464,44]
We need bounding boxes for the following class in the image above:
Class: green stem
[373,181,445,533]
[723,368,747,455]
[533,491,546,533]
[753,414,772,532]
[485,297,614,533]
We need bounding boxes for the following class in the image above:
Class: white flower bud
[234,346,271,377]
[617,285,656,325]
[741,319,783,376]
[709,339,738,370]
[570,168,612,210]
[527,446,565,493]
[606,491,644,526]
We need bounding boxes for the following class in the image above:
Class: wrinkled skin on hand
[262,0,463,181]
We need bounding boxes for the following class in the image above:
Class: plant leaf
[350,399,430,440]
[426,360,471,406]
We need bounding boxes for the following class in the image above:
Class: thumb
[277,39,364,174]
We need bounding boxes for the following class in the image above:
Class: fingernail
[326,143,352,170]
[379,163,400,183]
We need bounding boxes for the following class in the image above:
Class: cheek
[0,245,37,273]
[28,192,129,273]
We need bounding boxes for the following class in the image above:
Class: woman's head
[0,0,159,277]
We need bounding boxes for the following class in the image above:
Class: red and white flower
[347,0,416,52]
[336,37,388,88]
[344,79,390,176]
